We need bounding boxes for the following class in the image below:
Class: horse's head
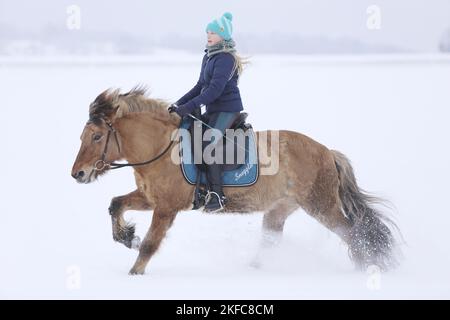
[71,86,179,183]
[71,89,123,183]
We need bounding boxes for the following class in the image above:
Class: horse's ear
[111,103,122,120]
[100,104,120,124]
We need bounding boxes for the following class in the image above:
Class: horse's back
[254,129,338,201]
[255,129,332,162]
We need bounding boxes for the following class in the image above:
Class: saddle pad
[179,117,259,187]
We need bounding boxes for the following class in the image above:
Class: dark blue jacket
[176,50,244,114]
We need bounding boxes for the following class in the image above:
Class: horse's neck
[117,114,177,165]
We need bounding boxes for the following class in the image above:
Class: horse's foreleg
[129,206,177,275]
[109,189,153,249]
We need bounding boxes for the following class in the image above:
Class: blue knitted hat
[205,12,233,40]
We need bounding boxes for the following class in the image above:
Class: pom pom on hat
[223,12,233,21]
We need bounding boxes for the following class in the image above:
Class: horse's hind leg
[109,189,153,249]
[301,159,354,247]
[251,199,299,268]
[306,204,352,244]
[129,205,177,275]
[262,200,299,246]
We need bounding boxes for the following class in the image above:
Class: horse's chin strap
[93,118,175,171]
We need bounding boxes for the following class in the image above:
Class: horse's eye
[93,134,102,141]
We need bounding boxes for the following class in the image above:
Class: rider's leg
[203,112,239,212]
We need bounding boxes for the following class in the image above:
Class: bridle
[93,118,175,171]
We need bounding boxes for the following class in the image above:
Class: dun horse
[71,87,399,275]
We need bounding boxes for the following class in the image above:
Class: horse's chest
[134,172,154,196]
[135,172,158,198]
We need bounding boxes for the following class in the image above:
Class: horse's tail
[331,150,400,271]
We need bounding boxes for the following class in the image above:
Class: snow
[1,53,450,299]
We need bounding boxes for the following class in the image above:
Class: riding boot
[204,163,227,212]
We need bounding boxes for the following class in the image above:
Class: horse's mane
[89,85,179,126]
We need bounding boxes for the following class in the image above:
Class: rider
[168,12,246,212]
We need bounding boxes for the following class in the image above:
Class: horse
[71,87,400,275]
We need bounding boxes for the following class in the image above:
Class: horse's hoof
[131,236,141,250]
[128,267,145,275]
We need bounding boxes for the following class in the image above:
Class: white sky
[1,0,449,51]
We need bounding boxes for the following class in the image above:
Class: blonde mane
[89,86,179,126]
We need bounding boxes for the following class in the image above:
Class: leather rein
[93,118,175,171]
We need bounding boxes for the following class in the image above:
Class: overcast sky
[1,0,449,52]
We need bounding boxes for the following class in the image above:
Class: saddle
[188,111,253,171]
[178,111,259,209]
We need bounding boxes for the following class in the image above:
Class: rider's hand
[168,103,178,113]
[174,104,190,117]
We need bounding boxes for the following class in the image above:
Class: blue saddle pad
[179,116,258,187]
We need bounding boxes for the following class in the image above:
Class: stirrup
[204,191,226,212]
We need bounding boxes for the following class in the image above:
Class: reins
[93,118,175,171]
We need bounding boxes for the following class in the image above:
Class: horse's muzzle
[71,169,91,183]
[72,170,84,180]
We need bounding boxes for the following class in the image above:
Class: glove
[174,104,191,117]
[168,103,178,113]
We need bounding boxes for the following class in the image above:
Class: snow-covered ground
[1,53,450,299]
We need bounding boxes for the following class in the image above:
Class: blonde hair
[230,51,251,79]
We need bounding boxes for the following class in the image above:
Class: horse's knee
[110,197,139,249]
[109,196,123,216]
